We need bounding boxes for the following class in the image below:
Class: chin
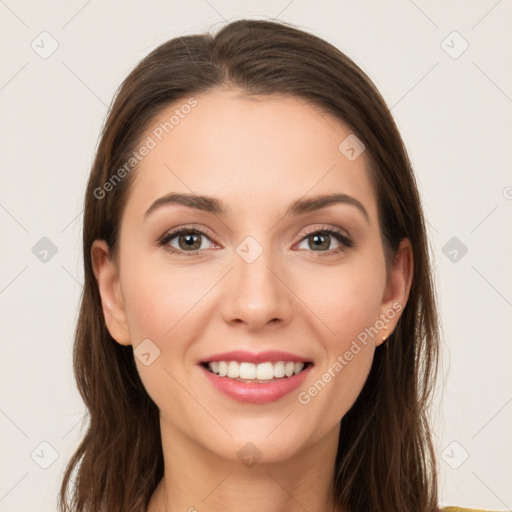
[201,424,311,466]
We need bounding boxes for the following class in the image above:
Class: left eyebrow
[144,192,227,219]
[144,192,370,224]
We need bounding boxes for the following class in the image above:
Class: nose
[220,245,293,331]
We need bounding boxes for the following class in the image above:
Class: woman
[58,18,493,512]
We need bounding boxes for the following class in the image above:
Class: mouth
[196,349,314,403]
[198,359,314,404]
[199,360,313,383]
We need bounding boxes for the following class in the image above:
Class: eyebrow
[144,192,370,223]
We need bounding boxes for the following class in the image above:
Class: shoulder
[442,507,501,512]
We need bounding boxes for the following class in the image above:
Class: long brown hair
[59,18,441,512]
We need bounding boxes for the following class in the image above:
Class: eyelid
[298,224,351,239]
[159,223,218,242]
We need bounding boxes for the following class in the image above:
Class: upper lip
[198,350,313,365]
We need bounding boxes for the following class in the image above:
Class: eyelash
[157,224,353,257]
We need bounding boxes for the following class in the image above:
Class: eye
[295,227,353,256]
[158,227,217,255]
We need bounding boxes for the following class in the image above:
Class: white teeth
[218,361,228,377]
[274,361,285,378]
[206,360,307,380]
[227,361,239,378]
[294,362,304,374]
[239,362,256,379]
[256,362,273,380]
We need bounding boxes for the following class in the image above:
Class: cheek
[118,250,225,403]
[292,259,384,419]
[296,259,385,346]
[120,255,209,341]
[118,255,206,412]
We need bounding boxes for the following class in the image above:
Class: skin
[91,88,413,512]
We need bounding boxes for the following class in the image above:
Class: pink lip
[199,363,313,404]
[198,350,312,364]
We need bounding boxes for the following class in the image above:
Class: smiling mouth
[200,361,313,383]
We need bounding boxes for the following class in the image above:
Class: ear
[376,237,413,347]
[90,239,131,346]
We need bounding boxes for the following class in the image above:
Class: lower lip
[199,364,313,404]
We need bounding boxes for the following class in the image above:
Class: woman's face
[92,88,411,464]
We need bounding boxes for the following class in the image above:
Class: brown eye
[159,228,215,254]
[296,228,353,256]
[306,233,331,251]
[176,232,202,251]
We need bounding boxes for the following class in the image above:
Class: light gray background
[1,1,511,511]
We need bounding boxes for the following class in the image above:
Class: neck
[147,416,343,512]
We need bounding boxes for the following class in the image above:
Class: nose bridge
[221,234,291,328]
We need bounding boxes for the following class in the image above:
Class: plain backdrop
[1,1,511,511]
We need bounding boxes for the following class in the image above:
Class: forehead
[123,89,377,222]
